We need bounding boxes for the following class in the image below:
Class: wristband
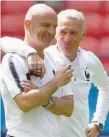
[92,121,103,132]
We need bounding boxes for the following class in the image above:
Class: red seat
[102,15,109,36]
[64,1,102,13]
[104,1,109,14]
[80,36,100,55]
[100,37,109,56]
[1,14,25,37]
[85,13,104,38]
[1,1,34,14]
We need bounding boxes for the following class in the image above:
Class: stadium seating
[102,15,109,36]
[80,36,100,55]
[1,14,25,37]
[85,13,104,38]
[64,1,102,13]
[1,1,34,14]
[100,37,109,56]
[103,1,109,14]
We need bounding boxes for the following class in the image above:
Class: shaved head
[24,3,57,51]
[25,4,57,21]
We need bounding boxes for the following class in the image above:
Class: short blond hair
[58,9,85,34]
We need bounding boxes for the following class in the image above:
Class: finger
[21,85,31,91]
[21,83,31,88]
[23,89,29,92]
[86,130,94,137]
[85,129,89,137]
[37,61,42,70]
[33,70,42,76]
[29,61,37,70]
[22,80,31,83]
[66,68,73,73]
[20,83,33,89]
[35,59,44,72]
[68,65,71,69]
[63,65,72,71]
[67,74,73,79]
[66,70,73,76]
[29,70,42,77]
[34,72,42,77]
[23,90,28,92]
[40,64,46,79]
[20,81,32,85]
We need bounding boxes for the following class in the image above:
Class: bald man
[1,4,74,137]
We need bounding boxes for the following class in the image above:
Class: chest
[71,64,92,102]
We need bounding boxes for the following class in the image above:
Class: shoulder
[0,36,16,44]
[2,53,28,71]
[0,36,27,47]
[80,48,104,71]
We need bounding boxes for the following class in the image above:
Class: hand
[20,80,38,92]
[85,123,100,137]
[27,53,46,79]
[54,65,73,87]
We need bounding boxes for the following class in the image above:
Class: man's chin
[43,40,52,46]
[42,42,51,48]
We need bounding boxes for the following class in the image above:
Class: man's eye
[71,32,77,35]
[60,31,66,34]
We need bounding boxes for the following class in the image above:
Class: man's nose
[65,33,72,42]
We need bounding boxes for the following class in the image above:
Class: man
[1,9,109,137]
[0,4,74,137]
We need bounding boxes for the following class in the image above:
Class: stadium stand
[1,1,109,137]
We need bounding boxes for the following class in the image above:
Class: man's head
[56,9,85,55]
[24,4,57,50]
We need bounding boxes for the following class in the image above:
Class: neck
[24,36,44,59]
[66,51,77,62]
[57,44,78,62]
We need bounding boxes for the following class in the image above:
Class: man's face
[56,17,84,53]
[29,12,57,49]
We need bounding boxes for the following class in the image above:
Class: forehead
[32,12,57,25]
[58,18,82,30]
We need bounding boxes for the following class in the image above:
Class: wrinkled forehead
[32,12,57,25]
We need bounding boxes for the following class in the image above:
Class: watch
[93,121,104,132]
[42,98,54,109]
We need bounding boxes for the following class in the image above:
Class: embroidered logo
[84,67,90,81]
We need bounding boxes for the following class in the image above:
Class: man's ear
[81,33,84,41]
[24,20,31,30]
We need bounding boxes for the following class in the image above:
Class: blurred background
[1,1,109,137]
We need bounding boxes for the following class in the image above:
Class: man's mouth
[64,41,72,45]
[43,36,54,41]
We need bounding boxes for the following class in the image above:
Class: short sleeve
[1,53,28,98]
